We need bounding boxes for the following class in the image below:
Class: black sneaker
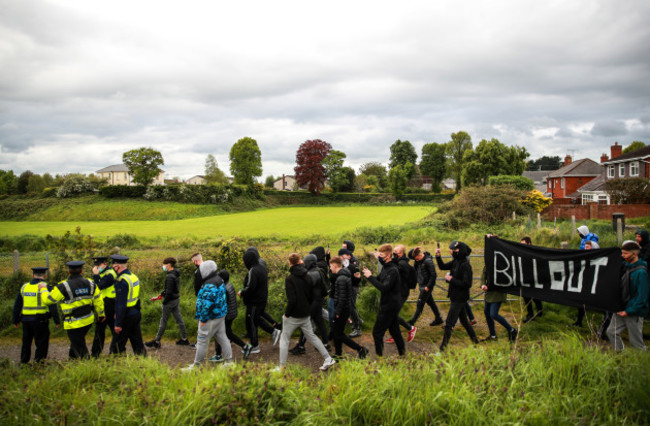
[289,345,306,355]
[430,318,444,326]
[145,340,161,349]
[358,346,369,360]
[481,335,497,342]
[176,339,191,346]
[508,328,519,342]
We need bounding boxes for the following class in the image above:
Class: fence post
[13,250,19,274]
[617,218,624,245]
[512,211,516,221]
[571,216,576,237]
[537,213,542,228]
[46,253,50,269]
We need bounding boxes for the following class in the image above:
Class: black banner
[484,236,622,312]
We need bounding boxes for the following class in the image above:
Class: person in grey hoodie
[146,257,189,349]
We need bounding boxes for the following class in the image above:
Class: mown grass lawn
[0,206,431,239]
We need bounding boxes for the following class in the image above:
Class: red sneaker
[385,337,395,343]
[407,326,417,343]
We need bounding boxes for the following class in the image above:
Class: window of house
[598,195,609,205]
[630,161,639,177]
[582,194,594,204]
[607,165,615,178]
[619,164,625,177]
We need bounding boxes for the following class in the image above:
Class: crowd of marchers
[12,229,650,371]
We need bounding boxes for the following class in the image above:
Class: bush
[522,189,553,212]
[487,175,535,190]
[98,185,147,198]
[56,175,98,198]
[604,177,650,204]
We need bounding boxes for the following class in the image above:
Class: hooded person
[183,261,232,370]
[341,240,363,337]
[290,254,330,355]
[435,241,479,351]
[239,248,280,353]
[243,247,280,332]
[407,247,444,327]
[577,225,599,250]
[635,230,650,263]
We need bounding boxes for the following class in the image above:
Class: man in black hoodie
[386,244,418,344]
[239,248,280,353]
[436,241,479,351]
[407,247,444,327]
[362,244,405,357]
[290,253,330,355]
[247,247,282,333]
[636,230,650,263]
[146,257,190,349]
[342,240,363,337]
[277,253,336,371]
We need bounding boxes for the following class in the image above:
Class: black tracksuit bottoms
[373,308,405,356]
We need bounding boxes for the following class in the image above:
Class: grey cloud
[591,121,628,137]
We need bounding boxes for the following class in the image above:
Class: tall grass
[1,336,648,425]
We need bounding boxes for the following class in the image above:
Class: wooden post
[537,213,542,228]
[13,250,19,274]
[46,253,50,269]
[571,216,576,237]
[512,211,516,221]
[617,218,624,245]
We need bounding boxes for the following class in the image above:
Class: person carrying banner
[520,237,543,323]
[606,241,649,351]
[436,241,479,351]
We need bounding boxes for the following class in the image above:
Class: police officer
[40,261,105,359]
[110,255,146,356]
[12,267,60,363]
[90,256,118,357]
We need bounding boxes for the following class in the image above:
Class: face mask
[162,265,167,272]
[378,256,386,265]
[342,259,350,268]
[98,267,105,273]
[452,251,461,259]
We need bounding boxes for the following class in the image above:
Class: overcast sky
[1,0,649,180]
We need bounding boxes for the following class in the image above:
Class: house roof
[96,164,129,173]
[546,158,603,178]
[273,175,296,183]
[188,175,205,179]
[576,172,607,193]
[602,145,650,164]
[522,170,550,183]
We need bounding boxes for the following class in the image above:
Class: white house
[96,164,165,186]
[273,174,299,191]
[187,175,205,185]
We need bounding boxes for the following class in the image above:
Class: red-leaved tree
[294,139,332,194]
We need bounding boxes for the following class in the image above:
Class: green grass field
[0,206,431,239]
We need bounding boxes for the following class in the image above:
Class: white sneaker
[250,345,261,354]
[221,360,234,368]
[320,357,337,371]
[272,329,281,346]
[181,363,200,372]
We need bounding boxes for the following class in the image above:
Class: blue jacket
[624,259,649,317]
[579,234,599,250]
[195,282,227,322]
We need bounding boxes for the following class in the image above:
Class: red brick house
[546,156,603,202]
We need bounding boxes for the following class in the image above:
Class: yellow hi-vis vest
[99,268,117,299]
[20,282,49,316]
[119,272,141,308]
[42,277,105,330]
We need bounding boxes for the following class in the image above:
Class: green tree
[27,174,46,193]
[17,170,34,194]
[359,162,387,189]
[264,175,275,188]
[322,149,351,192]
[204,154,229,184]
[122,147,164,187]
[0,170,18,195]
[419,142,447,192]
[463,139,529,185]
[622,141,646,154]
[445,131,473,192]
[229,137,263,185]
[388,162,413,199]
[42,173,55,187]
[526,155,561,171]
[389,140,417,178]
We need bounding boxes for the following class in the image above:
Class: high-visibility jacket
[114,270,141,327]
[98,268,117,299]
[121,272,141,308]
[42,275,105,330]
[20,282,49,316]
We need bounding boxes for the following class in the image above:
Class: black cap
[407,248,415,260]
[66,260,85,268]
[93,256,108,265]
[110,254,129,264]
[338,248,352,256]
[31,267,49,274]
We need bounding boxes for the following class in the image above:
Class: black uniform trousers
[332,309,362,356]
[440,301,478,351]
[91,297,116,357]
[67,324,92,359]
[373,308,405,356]
[21,320,50,363]
[113,310,146,356]
[245,302,275,347]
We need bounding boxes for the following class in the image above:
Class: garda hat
[110,254,129,264]
[66,260,85,268]
[31,267,49,274]
[93,256,108,265]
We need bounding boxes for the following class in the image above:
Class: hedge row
[264,190,453,204]
[98,183,264,203]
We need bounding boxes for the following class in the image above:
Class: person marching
[386,244,417,344]
[519,237,543,323]
[436,241,479,351]
[362,244,405,357]
[407,247,444,327]
[110,255,146,356]
[341,240,363,338]
[90,256,118,357]
[40,260,105,359]
[12,267,60,363]
[211,269,252,362]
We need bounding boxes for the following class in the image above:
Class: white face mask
[162,265,167,272]
[342,259,350,268]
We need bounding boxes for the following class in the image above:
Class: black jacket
[333,267,353,316]
[367,259,402,311]
[305,255,328,301]
[240,249,268,305]
[396,255,413,298]
[162,269,180,305]
[193,267,203,297]
[436,250,473,303]
[224,282,238,320]
[284,264,313,318]
[415,253,437,290]
[637,230,650,263]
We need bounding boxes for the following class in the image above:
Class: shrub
[56,175,97,198]
[487,175,535,191]
[98,185,147,198]
[522,189,553,212]
[604,177,650,204]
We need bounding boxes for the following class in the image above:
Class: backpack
[621,265,645,305]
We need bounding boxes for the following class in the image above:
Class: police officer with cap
[90,256,118,356]
[12,267,60,363]
[110,255,146,355]
[40,260,105,359]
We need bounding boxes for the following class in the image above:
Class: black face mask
[451,251,461,260]
[378,256,386,265]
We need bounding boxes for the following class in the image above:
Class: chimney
[600,153,609,163]
[564,155,572,166]
[611,141,622,159]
